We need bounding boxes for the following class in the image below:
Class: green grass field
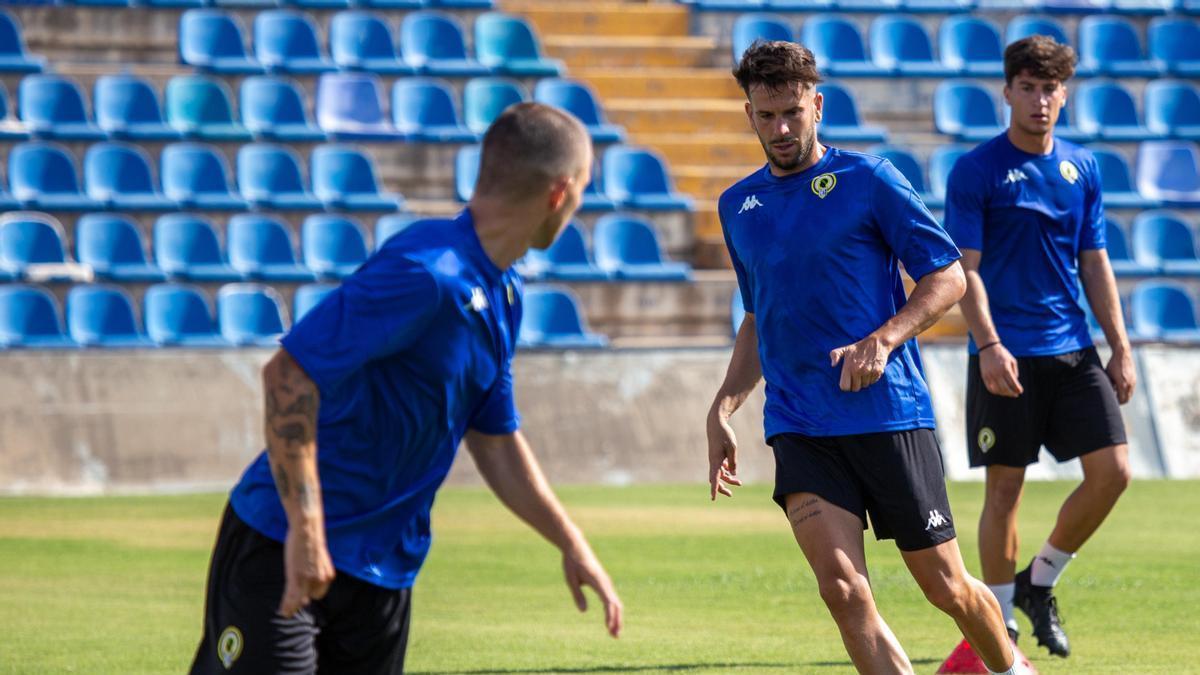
[0,481,1197,674]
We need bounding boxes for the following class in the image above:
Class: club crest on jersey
[506,282,515,306]
[217,626,243,669]
[1059,160,1079,185]
[811,173,837,199]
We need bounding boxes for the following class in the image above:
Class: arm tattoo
[264,354,321,510]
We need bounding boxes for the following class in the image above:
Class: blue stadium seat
[464,77,526,135]
[835,0,901,10]
[532,79,625,144]
[161,143,248,211]
[1105,217,1154,276]
[901,0,973,11]
[1136,141,1200,206]
[241,76,327,142]
[236,143,323,210]
[1149,18,1200,77]
[602,146,692,211]
[293,282,337,321]
[817,83,887,142]
[870,16,955,76]
[928,144,970,201]
[939,16,1004,76]
[593,214,691,281]
[315,72,401,140]
[1040,0,1108,13]
[582,174,617,212]
[1133,210,1200,276]
[1145,80,1200,142]
[93,74,181,141]
[430,0,495,7]
[18,74,105,140]
[1090,145,1157,209]
[227,213,316,282]
[766,0,834,9]
[154,213,241,281]
[254,10,336,74]
[0,82,29,140]
[475,12,563,77]
[84,142,176,211]
[731,13,793,65]
[1075,79,1155,141]
[179,10,264,74]
[521,221,609,281]
[165,75,253,142]
[400,11,489,76]
[217,283,287,346]
[1131,281,1200,340]
[143,283,227,347]
[800,15,888,77]
[66,285,152,348]
[518,286,607,349]
[75,213,165,282]
[8,142,99,211]
[730,288,745,337]
[0,285,74,348]
[0,212,70,278]
[1078,15,1163,77]
[934,80,1003,142]
[302,214,369,278]
[359,0,425,7]
[311,145,403,211]
[1109,0,1174,15]
[454,144,480,202]
[391,78,478,142]
[374,213,424,249]
[0,10,44,73]
[329,11,415,75]
[1005,15,1071,46]
[869,144,940,208]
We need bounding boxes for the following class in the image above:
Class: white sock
[989,666,1017,675]
[987,582,1019,634]
[1030,542,1075,587]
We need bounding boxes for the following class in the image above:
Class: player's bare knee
[1086,458,1131,498]
[984,475,1024,511]
[817,575,874,622]
[920,577,970,617]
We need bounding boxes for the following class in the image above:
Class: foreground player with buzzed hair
[190,102,622,674]
[706,40,1020,674]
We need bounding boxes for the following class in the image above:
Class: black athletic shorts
[967,346,1127,468]
[190,504,412,675]
[771,429,956,551]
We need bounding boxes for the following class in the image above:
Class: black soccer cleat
[1014,566,1070,658]
[1006,626,1019,645]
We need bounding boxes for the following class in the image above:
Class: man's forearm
[873,262,967,349]
[1080,252,1131,353]
[263,350,323,526]
[711,315,763,419]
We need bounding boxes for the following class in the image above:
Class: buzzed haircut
[1004,35,1076,85]
[474,102,590,200]
[732,40,822,97]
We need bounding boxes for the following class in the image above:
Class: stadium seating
[817,83,887,142]
[0,212,72,279]
[8,142,100,211]
[217,284,287,346]
[593,214,691,281]
[455,144,479,202]
[517,286,608,348]
[928,144,970,202]
[65,285,152,348]
[1149,18,1200,77]
[602,146,692,210]
[1004,14,1071,46]
[0,83,28,140]
[532,79,625,144]
[154,213,241,281]
[1131,281,1200,341]
[143,283,227,347]
[391,78,478,142]
[1077,15,1163,77]
[375,213,423,249]
[165,75,253,142]
[1105,217,1154,276]
[520,222,610,281]
[1132,210,1200,276]
[1109,0,1176,14]
[1136,141,1200,205]
[227,214,316,282]
[582,176,617,212]
[310,145,403,211]
[463,77,526,135]
[934,81,1003,141]
[903,0,974,12]
[731,14,793,65]
[400,11,489,77]
[0,285,74,348]
[800,15,889,77]
[18,74,105,140]
[161,143,248,210]
[1074,80,1154,141]
[236,143,323,210]
[240,76,327,142]
[302,214,369,278]
[315,72,400,140]
[179,10,264,74]
[0,10,44,73]
[870,145,940,208]
[329,11,415,75]
[939,16,1004,76]
[93,75,181,141]
[1145,80,1200,141]
[254,10,335,74]
[293,282,336,321]
[75,213,166,282]
[84,142,176,211]
[474,12,563,77]
[1090,145,1157,209]
[870,16,956,76]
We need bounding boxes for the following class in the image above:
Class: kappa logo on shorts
[811,173,837,199]
[924,509,950,532]
[217,625,243,670]
[978,427,996,454]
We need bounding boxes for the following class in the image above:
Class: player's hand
[562,543,623,638]
[1106,346,1136,404]
[279,521,336,618]
[706,409,743,500]
[830,335,891,392]
[979,344,1023,398]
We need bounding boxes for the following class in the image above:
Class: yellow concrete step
[634,133,764,167]
[674,166,760,199]
[605,97,746,134]
[543,35,718,69]
[693,202,722,242]
[499,1,690,38]
[574,67,744,100]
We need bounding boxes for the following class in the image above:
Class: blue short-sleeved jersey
[720,148,961,439]
[944,133,1105,357]
[230,210,522,590]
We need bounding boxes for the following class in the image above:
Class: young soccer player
[706,40,1018,675]
[190,103,622,674]
[944,36,1134,658]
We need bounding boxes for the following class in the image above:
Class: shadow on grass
[411,656,941,674]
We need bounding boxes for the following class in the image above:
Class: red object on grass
[936,639,1039,674]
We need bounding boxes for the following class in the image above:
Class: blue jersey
[944,134,1105,357]
[230,210,522,590]
[720,148,961,439]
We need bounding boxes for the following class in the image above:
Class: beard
[759,127,815,172]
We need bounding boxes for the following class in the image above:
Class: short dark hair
[732,40,822,97]
[475,102,590,199]
[1004,35,1076,85]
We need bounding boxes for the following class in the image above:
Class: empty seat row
[66,0,492,8]
[179,9,559,77]
[695,0,1196,15]
[0,10,42,73]
[1104,210,1200,276]
[517,219,692,282]
[0,141,401,213]
[1128,281,1200,341]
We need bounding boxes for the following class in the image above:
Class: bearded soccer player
[190,103,622,674]
[706,40,1018,675]
[943,36,1134,659]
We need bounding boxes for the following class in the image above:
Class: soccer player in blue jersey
[706,41,1019,675]
[945,36,1134,659]
[190,103,623,674]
